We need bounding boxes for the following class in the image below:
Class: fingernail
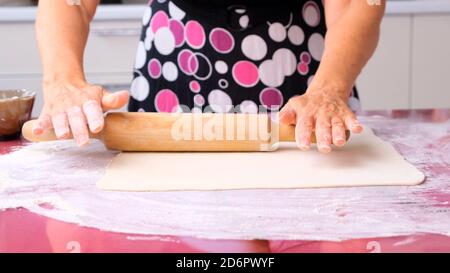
[90,121,103,133]
[56,130,70,139]
[335,138,345,146]
[104,94,117,105]
[297,143,310,151]
[77,136,90,147]
[318,144,331,153]
[352,123,363,131]
[91,125,102,133]
[33,127,43,135]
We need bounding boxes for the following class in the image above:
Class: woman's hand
[277,0,384,154]
[33,79,129,147]
[279,88,363,154]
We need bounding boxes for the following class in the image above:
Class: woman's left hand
[279,88,363,153]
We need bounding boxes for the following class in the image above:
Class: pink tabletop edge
[1,109,449,253]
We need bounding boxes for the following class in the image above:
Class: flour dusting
[0,116,449,241]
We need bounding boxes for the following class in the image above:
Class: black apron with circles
[128,0,360,113]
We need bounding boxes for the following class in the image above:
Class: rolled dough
[97,128,425,191]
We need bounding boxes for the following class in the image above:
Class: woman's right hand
[32,79,129,147]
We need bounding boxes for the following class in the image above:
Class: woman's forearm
[36,0,99,85]
[309,0,385,99]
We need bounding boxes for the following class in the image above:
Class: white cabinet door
[0,22,41,75]
[356,15,412,110]
[0,19,140,117]
[411,14,450,109]
[0,20,141,76]
[85,20,142,74]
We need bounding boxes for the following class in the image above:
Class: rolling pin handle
[21,119,101,142]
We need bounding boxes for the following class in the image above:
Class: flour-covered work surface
[98,128,424,191]
[0,116,449,241]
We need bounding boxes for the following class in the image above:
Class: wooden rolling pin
[22,112,349,152]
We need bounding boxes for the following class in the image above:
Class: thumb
[278,103,297,125]
[101,90,130,111]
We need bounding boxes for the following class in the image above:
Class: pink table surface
[0,109,449,253]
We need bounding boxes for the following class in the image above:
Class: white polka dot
[144,36,152,51]
[194,94,205,107]
[145,28,154,51]
[308,33,324,61]
[134,41,147,69]
[241,35,267,61]
[191,107,202,113]
[287,25,304,46]
[259,60,285,88]
[268,22,286,42]
[138,108,146,112]
[208,90,233,113]
[162,61,178,82]
[154,27,176,56]
[175,105,188,113]
[239,15,249,29]
[240,100,258,114]
[142,6,152,26]
[215,60,228,74]
[168,1,186,20]
[273,48,297,77]
[130,76,150,102]
[146,27,155,41]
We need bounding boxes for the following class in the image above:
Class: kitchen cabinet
[0,22,41,75]
[356,15,412,110]
[0,21,141,75]
[411,14,450,109]
[0,19,141,116]
[357,12,450,110]
[85,21,141,74]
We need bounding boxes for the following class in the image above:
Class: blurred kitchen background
[0,0,449,116]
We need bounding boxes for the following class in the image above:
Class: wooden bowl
[0,89,35,140]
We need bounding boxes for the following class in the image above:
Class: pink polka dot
[300,51,311,64]
[154,89,180,113]
[303,1,321,27]
[232,61,259,88]
[189,80,201,93]
[148,58,162,79]
[185,20,206,49]
[178,49,198,75]
[209,28,235,54]
[150,10,169,33]
[169,19,185,47]
[297,62,309,76]
[259,88,284,110]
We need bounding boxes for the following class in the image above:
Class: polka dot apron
[129,0,360,113]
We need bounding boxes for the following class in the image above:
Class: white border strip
[0,5,146,22]
[387,0,450,15]
[1,2,450,22]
